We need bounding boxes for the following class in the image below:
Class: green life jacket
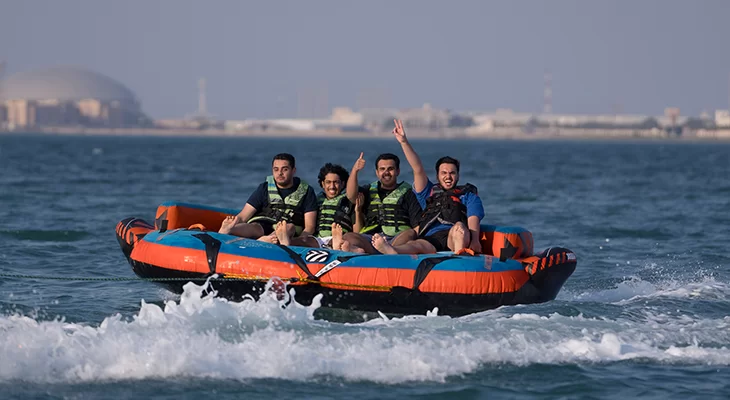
[249,176,310,234]
[315,192,354,236]
[360,181,412,237]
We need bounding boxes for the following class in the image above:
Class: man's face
[272,160,295,187]
[437,163,459,190]
[321,172,343,199]
[376,159,399,188]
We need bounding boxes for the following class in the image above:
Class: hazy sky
[1,0,729,119]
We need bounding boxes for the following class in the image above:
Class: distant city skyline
[1,0,729,119]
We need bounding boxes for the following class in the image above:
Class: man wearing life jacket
[274,162,364,248]
[372,119,485,255]
[331,152,422,253]
[219,153,318,242]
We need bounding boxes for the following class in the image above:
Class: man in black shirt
[331,152,421,253]
[219,153,318,242]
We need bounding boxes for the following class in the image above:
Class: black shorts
[422,229,450,252]
[253,220,275,235]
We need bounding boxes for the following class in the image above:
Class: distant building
[397,103,450,130]
[716,110,730,128]
[0,66,148,129]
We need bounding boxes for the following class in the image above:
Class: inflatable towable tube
[116,201,577,316]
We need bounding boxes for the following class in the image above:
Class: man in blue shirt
[372,120,485,255]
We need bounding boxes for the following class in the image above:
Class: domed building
[0,66,149,129]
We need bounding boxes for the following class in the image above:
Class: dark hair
[435,156,460,173]
[318,163,349,186]
[375,153,400,169]
[272,153,295,168]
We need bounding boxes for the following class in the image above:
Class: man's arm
[352,193,364,233]
[392,119,428,193]
[235,182,266,223]
[464,192,485,253]
[347,152,366,204]
[302,211,317,235]
[235,203,257,223]
[301,186,319,235]
[467,215,482,253]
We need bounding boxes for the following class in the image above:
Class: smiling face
[375,159,399,190]
[437,162,459,190]
[321,172,343,199]
[272,159,295,188]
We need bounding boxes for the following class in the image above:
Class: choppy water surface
[1,134,729,399]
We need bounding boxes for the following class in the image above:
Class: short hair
[435,156,460,173]
[318,163,349,186]
[375,153,400,170]
[272,153,295,168]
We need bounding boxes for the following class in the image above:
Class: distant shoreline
[2,127,730,142]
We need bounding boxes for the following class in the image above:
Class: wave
[560,276,730,304]
[2,279,730,384]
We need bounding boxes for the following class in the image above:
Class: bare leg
[342,232,377,254]
[289,233,319,248]
[371,233,397,255]
[274,221,290,246]
[447,222,470,252]
[225,222,266,239]
[373,236,437,255]
[391,228,417,246]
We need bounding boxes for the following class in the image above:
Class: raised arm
[347,152,366,204]
[352,192,365,233]
[392,119,428,192]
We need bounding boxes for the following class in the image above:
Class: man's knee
[414,239,437,254]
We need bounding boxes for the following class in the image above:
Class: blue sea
[1,134,729,399]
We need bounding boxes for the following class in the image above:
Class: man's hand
[355,192,365,213]
[392,119,407,143]
[352,152,366,173]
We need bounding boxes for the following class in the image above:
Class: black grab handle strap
[192,233,222,275]
[275,244,318,281]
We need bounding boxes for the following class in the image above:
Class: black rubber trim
[275,244,318,281]
[412,256,452,290]
[192,233,222,275]
[155,210,169,232]
[499,237,518,262]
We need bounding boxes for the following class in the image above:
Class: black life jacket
[417,183,477,235]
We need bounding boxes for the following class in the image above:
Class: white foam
[1,279,730,384]
[560,276,730,304]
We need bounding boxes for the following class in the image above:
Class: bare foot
[331,223,344,250]
[257,233,278,244]
[219,216,236,234]
[275,221,290,246]
[372,233,397,255]
[449,223,469,252]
